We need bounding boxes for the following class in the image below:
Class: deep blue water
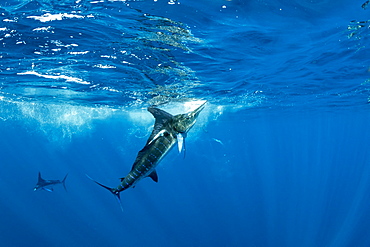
[1,0,370,246]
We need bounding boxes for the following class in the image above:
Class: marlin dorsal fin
[148,106,173,121]
[38,172,45,183]
[146,107,173,145]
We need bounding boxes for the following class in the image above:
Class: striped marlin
[34,172,68,192]
[87,101,206,209]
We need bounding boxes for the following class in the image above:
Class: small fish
[212,138,224,145]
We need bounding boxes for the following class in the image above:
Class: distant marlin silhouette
[34,172,68,192]
[87,101,206,210]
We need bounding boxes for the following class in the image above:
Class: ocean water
[1,0,370,246]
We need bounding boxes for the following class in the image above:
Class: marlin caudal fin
[62,173,68,191]
[85,174,123,211]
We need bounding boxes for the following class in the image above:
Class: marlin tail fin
[85,174,123,211]
[62,173,68,191]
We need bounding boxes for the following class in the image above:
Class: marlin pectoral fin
[183,136,187,159]
[43,187,53,192]
[177,133,184,153]
[148,170,158,182]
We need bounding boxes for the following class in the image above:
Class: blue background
[1,0,370,246]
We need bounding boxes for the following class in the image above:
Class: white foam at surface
[17,71,90,85]
[32,26,53,32]
[0,98,222,143]
[155,100,207,115]
[17,102,115,141]
[27,13,85,23]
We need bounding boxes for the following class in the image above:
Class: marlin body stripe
[117,124,176,190]
[87,101,206,209]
